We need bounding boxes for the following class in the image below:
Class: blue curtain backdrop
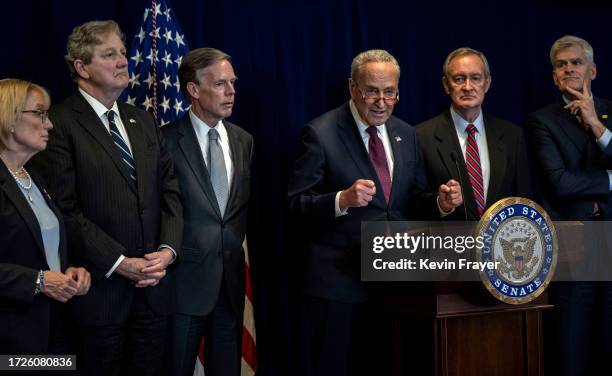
[3,0,612,374]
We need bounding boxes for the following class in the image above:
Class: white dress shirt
[79,88,176,277]
[189,110,234,188]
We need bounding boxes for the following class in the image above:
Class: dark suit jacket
[0,163,68,353]
[288,102,438,304]
[28,91,183,325]
[163,115,253,316]
[416,110,532,220]
[526,98,612,221]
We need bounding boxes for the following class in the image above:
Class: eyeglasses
[21,109,49,123]
[356,84,399,104]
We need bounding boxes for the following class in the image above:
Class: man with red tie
[417,47,531,220]
[288,49,463,376]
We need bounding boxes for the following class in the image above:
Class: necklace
[9,167,34,202]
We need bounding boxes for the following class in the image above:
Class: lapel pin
[602,114,608,119]
[129,118,136,124]
[395,136,402,142]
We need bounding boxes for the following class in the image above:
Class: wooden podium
[383,284,552,376]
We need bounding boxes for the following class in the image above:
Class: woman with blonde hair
[0,78,90,354]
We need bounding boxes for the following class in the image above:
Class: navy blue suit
[527,97,612,376]
[288,102,437,375]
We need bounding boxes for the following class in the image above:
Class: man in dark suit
[417,47,531,220]
[288,49,463,376]
[29,21,182,375]
[162,48,253,376]
[527,35,612,376]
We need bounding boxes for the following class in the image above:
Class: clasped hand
[116,248,174,288]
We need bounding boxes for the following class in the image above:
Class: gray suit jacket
[163,114,253,316]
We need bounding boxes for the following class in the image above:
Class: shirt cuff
[158,244,177,264]
[607,170,612,191]
[106,255,125,278]
[597,129,612,149]
[335,191,349,217]
[437,195,455,218]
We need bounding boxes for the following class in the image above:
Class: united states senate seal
[474,197,557,304]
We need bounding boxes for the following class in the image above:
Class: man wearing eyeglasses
[288,49,463,376]
[526,35,612,376]
[416,47,531,221]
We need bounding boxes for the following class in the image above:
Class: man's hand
[42,270,79,303]
[116,257,164,283]
[438,179,463,212]
[134,248,174,288]
[339,179,376,210]
[64,266,91,296]
[565,84,606,138]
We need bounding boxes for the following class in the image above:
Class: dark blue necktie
[106,110,136,182]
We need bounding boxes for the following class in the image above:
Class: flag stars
[160,73,172,89]
[146,49,159,65]
[163,7,172,22]
[131,50,143,67]
[136,27,146,44]
[143,72,155,89]
[149,26,161,40]
[152,3,162,17]
[126,95,136,106]
[173,98,184,115]
[129,73,141,89]
[174,32,185,48]
[142,95,154,111]
[173,76,181,92]
[162,51,173,67]
[163,28,173,44]
[160,96,171,113]
[174,55,183,67]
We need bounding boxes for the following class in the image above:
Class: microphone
[450,151,469,222]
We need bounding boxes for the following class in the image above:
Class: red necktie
[366,126,391,203]
[465,124,485,216]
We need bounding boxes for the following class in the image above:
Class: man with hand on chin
[527,35,612,376]
[30,20,182,375]
[288,49,462,376]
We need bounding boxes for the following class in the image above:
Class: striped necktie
[106,110,136,182]
[465,123,485,216]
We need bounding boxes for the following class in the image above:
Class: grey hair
[442,47,491,79]
[550,35,594,66]
[350,49,400,81]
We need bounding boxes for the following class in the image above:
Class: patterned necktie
[465,123,485,216]
[106,110,136,182]
[208,128,229,216]
[366,126,391,203]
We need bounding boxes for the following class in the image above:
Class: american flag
[125,2,258,375]
[122,0,189,126]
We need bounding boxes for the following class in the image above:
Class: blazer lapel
[483,116,507,208]
[336,103,386,208]
[0,165,46,260]
[178,117,223,219]
[119,105,147,204]
[224,123,243,220]
[72,93,137,194]
[554,101,589,154]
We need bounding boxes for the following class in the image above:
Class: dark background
[3,0,611,374]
